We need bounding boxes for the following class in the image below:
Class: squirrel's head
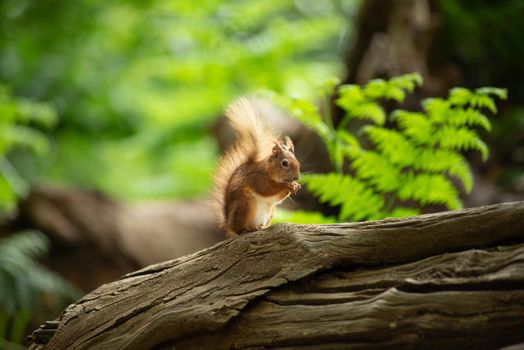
[268,136,300,184]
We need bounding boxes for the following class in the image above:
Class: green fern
[0,87,63,346]
[272,73,506,222]
[0,231,80,346]
[305,173,384,221]
[0,85,57,211]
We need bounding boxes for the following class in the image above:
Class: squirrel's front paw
[289,181,301,194]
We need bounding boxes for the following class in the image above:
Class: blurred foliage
[436,1,524,195]
[0,231,80,349]
[273,74,506,222]
[0,85,57,211]
[0,87,75,349]
[437,0,524,102]
[0,0,358,200]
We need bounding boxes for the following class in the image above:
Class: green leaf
[364,126,418,167]
[469,94,497,113]
[475,87,508,100]
[0,175,16,211]
[434,126,489,160]
[272,94,333,143]
[422,98,451,123]
[319,77,341,96]
[15,99,58,129]
[304,173,384,221]
[336,85,386,125]
[444,108,491,131]
[448,87,473,106]
[348,149,402,192]
[336,129,359,149]
[362,79,387,99]
[393,110,433,144]
[398,172,462,210]
[0,125,49,154]
[0,231,80,317]
[413,149,473,192]
[389,73,423,92]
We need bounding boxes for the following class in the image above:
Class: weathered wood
[174,244,524,349]
[29,201,524,350]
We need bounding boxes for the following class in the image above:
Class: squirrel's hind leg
[226,196,259,235]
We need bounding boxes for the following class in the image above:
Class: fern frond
[0,231,80,316]
[433,126,489,160]
[304,173,384,221]
[359,73,422,103]
[469,94,497,113]
[272,74,502,223]
[393,110,433,144]
[362,79,388,100]
[398,172,462,210]
[348,102,386,125]
[448,87,473,107]
[348,149,401,192]
[0,175,17,210]
[384,73,423,101]
[336,85,385,125]
[364,126,417,167]
[422,98,451,123]
[272,94,333,142]
[413,149,473,192]
[475,87,508,100]
[337,84,364,103]
[15,99,58,129]
[0,125,49,154]
[444,108,491,131]
[319,77,341,96]
[336,129,359,149]
[389,73,423,92]
[449,87,503,113]
[0,230,48,258]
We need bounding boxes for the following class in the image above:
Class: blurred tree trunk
[344,0,439,89]
[3,185,224,292]
[28,201,524,349]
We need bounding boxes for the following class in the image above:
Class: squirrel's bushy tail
[212,98,276,226]
[225,98,276,160]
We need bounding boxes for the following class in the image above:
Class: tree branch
[29,201,524,350]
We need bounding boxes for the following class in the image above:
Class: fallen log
[8,185,224,291]
[28,201,524,349]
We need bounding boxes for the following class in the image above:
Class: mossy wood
[29,201,524,349]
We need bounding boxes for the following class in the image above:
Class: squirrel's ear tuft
[283,136,294,153]
[272,143,283,158]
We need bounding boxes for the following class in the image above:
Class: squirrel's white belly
[252,193,282,227]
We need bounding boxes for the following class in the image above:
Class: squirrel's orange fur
[212,98,301,237]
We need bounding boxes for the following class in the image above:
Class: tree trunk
[28,201,524,349]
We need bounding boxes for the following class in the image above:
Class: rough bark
[28,201,524,350]
[174,243,524,350]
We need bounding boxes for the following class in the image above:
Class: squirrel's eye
[281,159,289,168]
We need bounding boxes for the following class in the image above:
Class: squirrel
[212,98,301,237]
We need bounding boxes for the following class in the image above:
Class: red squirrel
[212,98,301,237]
